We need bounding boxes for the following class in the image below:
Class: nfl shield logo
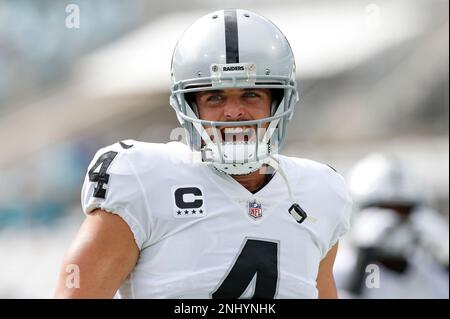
[248,200,263,219]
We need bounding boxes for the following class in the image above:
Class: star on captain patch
[248,200,263,219]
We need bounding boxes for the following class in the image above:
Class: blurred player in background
[335,153,449,298]
[54,9,352,298]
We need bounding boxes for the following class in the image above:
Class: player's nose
[223,98,244,120]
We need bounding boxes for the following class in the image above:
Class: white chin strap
[213,162,262,175]
[210,142,266,175]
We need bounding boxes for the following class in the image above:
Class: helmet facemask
[170,73,297,175]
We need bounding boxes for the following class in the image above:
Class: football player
[335,153,449,298]
[54,9,352,299]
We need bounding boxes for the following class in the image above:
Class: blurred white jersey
[81,141,352,298]
[334,206,449,299]
[335,248,449,299]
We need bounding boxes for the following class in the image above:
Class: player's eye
[243,91,260,98]
[207,94,224,102]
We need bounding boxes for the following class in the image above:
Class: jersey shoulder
[279,155,353,254]
[82,139,195,207]
[92,140,194,175]
[81,140,192,248]
[280,155,352,204]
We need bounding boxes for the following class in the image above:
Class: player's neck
[231,165,272,193]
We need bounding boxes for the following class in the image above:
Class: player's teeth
[223,127,251,134]
[224,128,243,133]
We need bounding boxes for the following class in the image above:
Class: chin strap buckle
[201,148,214,162]
[288,203,308,224]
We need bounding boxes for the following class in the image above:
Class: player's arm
[316,242,339,299]
[54,209,139,298]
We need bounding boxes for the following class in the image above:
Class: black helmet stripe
[224,9,239,63]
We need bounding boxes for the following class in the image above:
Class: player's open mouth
[217,127,255,143]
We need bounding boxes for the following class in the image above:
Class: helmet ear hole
[270,88,284,115]
[185,92,199,117]
[185,92,196,105]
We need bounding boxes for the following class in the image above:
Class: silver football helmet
[347,153,424,209]
[170,9,298,175]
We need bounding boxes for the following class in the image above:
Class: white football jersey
[81,140,352,299]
